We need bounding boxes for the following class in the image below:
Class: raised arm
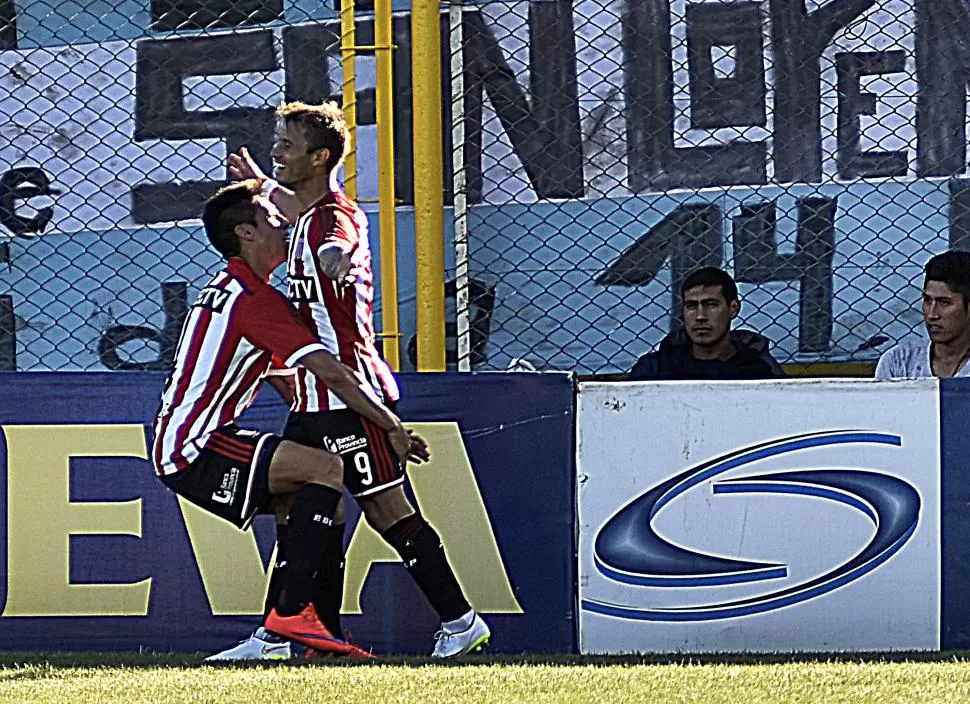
[228,147,305,224]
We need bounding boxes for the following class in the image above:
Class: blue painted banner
[0,371,575,654]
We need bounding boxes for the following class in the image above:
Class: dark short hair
[925,250,970,306]
[681,266,739,304]
[201,179,260,260]
[278,101,349,173]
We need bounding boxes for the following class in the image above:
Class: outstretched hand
[229,147,267,182]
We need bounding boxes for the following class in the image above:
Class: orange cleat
[264,604,357,655]
[304,641,376,660]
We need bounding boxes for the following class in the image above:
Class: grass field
[2,652,969,703]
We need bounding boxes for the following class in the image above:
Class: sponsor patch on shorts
[322,433,369,454]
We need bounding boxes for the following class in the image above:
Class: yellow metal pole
[340,0,358,200]
[412,0,446,371]
[375,0,400,369]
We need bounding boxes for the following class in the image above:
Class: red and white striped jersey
[286,189,400,412]
[152,258,327,476]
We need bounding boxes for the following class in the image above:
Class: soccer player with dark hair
[629,266,785,380]
[152,179,413,659]
[876,250,970,378]
[225,101,490,658]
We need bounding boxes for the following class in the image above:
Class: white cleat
[431,610,490,658]
[204,627,293,662]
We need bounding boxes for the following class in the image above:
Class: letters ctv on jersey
[0,372,575,654]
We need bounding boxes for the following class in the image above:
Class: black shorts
[160,425,281,530]
[283,410,405,497]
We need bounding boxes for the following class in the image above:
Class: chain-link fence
[454,0,970,375]
[0,0,966,374]
[0,0,424,371]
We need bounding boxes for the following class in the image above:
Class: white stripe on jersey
[287,194,398,412]
[153,274,266,475]
[308,261,343,412]
[183,343,262,454]
[355,299,370,339]
[355,348,382,398]
[286,343,326,368]
[155,272,235,471]
[290,210,346,411]
[294,367,306,410]
[289,213,344,411]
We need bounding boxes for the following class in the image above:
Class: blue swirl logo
[582,431,921,621]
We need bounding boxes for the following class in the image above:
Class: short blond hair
[277,101,349,172]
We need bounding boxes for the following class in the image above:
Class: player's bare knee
[270,441,343,494]
[301,448,342,487]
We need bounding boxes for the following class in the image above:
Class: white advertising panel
[578,379,941,653]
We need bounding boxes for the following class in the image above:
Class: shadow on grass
[2,650,970,670]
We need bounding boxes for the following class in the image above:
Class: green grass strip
[2,652,970,704]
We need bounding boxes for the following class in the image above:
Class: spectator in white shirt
[876,250,970,379]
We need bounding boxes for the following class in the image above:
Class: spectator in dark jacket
[629,267,785,381]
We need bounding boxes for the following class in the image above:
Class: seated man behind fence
[629,267,785,381]
[876,250,970,379]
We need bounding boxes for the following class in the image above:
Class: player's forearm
[329,372,404,433]
[300,352,403,432]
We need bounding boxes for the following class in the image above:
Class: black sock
[263,524,289,621]
[311,522,346,640]
[276,484,342,616]
[382,514,471,623]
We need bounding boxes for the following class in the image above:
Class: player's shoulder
[223,259,268,295]
[195,266,250,299]
[330,190,366,222]
[300,195,343,228]
[305,190,354,213]
[200,268,233,290]
[187,268,259,320]
[331,188,357,208]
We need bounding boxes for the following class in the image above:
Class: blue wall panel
[940,378,970,649]
[0,371,575,654]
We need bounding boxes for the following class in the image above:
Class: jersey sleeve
[237,284,328,368]
[264,354,297,377]
[308,202,359,250]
